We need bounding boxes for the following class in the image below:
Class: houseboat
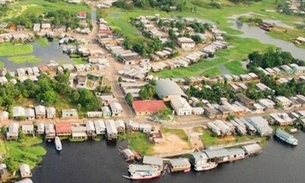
[168,158,191,173]
[54,136,62,151]
[190,152,218,171]
[123,164,161,180]
[275,128,298,146]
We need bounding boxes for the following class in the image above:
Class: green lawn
[8,55,41,64]
[4,136,46,172]
[201,67,221,77]
[73,57,87,64]
[0,43,33,57]
[119,132,154,155]
[36,37,50,47]
[224,60,248,75]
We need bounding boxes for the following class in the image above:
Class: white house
[109,102,123,116]
[275,96,292,109]
[177,37,195,50]
[19,164,32,178]
[46,107,56,119]
[170,96,192,116]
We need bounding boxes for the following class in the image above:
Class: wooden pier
[205,139,262,150]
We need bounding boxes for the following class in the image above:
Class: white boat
[123,164,161,180]
[54,136,62,151]
[275,128,298,146]
[193,162,218,171]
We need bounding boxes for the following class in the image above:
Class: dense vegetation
[114,0,186,11]
[0,70,101,115]
[247,48,305,69]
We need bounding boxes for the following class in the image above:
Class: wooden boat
[54,136,62,151]
[275,128,298,146]
[123,164,161,180]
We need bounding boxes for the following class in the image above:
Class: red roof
[38,65,50,72]
[55,123,71,133]
[132,100,167,113]
[78,11,87,16]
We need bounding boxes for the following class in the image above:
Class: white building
[177,37,195,50]
[170,97,192,116]
[275,96,292,109]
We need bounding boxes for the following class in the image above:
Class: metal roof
[242,144,262,154]
[227,148,245,156]
[143,156,163,166]
[203,148,229,159]
[156,79,187,99]
[169,158,190,167]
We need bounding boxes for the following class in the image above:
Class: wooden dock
[155,149,195,158]
[205,139,262,150]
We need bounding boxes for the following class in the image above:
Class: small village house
[21,124,34,136]
[25,108,35,120]
[85,121,96,137]
[169,158,191,172]
[236,93,254,108]
[149,130,164,143]
[46,107,56,119]
[71,124,88,140]
[139,123,153,133]
[122,149,135,162]
[55,123,72,137]
[36,123,45,135]
[114,120,125,133]
[0,163,9,179]
[203,106,218,119]
[176,37,195,50]
[143,156,163,170]
[15,178,34,183]
[125,120,140,131]
[19,164,32,178]
[61,109,78,119]
[87,111,103,118]
[156,79,187,101]
[132,100,167,115]
[45,123,56,139]
[101,106,112,118]
[275,96,293,109]
[109,102,123,117]
[35,105,46,119]
[269,113,294,126]
[0,111,9,121]
[6,122,19,140]
[12,106,25,120]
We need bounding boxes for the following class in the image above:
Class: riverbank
[0,136,46,181]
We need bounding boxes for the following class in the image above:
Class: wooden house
[19,164,32,178]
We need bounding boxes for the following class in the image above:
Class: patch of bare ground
[153,133,191,154]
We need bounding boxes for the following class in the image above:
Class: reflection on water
[230,20,305,60]
[0,41,73,71]
[32,132,305,183]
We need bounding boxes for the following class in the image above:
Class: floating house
[71,125,88,140]
[122,148,135,162]
[94,120,106,135]
[36,123,45,135]
[55,123,72,137]
[242,143,262,156]
[21,124,34,136]
[19,164,32,178]
[227,148,245,162]
[45,123,56,139]
[15,178,33,183]
[143,156,163,170]
[104,120,118,140]
[169,158,191,173]
[85,121,96,137]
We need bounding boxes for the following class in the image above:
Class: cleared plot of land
[224,60,248,75]
[153,133,191,154]
[8,55,41,64]
[0,43,33,57]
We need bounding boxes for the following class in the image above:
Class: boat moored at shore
[123,164,161,180]
[275,128,298,146]
[54,136,62,151]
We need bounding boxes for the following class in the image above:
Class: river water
[0,41,73,71]
[32,132,305,183]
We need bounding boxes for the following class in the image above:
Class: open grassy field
[201,67,221,77]
[8,55,41,64]
[4,0,90,20]
[0,61,4,68]
[120,132,154,155]
[0,43,33,57]
[4,136,46,172]
[224,60,248,75]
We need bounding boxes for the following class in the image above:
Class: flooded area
[0,41,73,71]
[229,20,305,60]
